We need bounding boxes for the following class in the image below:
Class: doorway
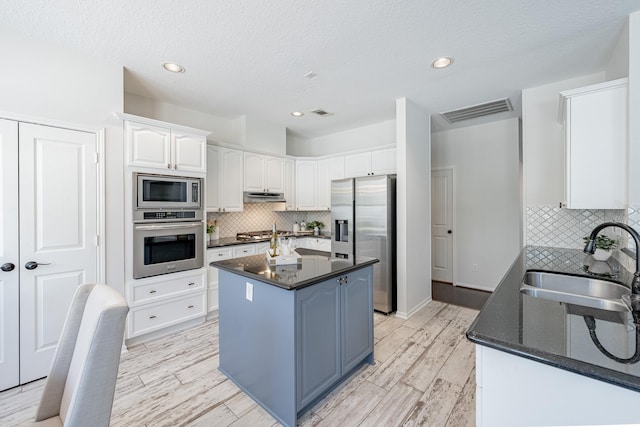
[0,119,101,390]
[431,168,454,283]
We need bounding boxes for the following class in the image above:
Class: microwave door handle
[135,222,202,231]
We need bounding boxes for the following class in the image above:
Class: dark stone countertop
[467,246,640,393]
[207,232,330,249]
[212,248,378,290]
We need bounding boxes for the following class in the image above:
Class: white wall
[0,29,125,295]
[522,72,605,207]
[124,92,241,145]
[432,118,521,291]
[396,98,431,318]
[287,119,395,157]
[629,12,640,206]
[606,21,629,81]
[242,115,287,156]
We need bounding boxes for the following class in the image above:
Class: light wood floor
[0,301,478,426]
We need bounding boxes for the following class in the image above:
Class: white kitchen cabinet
[207,247,233,312]
[295,160,318,211]
[475,345,640,426]
[282,158,296,211]
[244,152,284,193]
[317,157,344,211]
[123,115,208,174]
[206,145,244,212]
[559,78,627,209]
[296,158,343,211]
[126,269,207,338]
[344,148,396,178]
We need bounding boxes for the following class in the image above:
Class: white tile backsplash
[526,206,626,249]
[207,205,331,238]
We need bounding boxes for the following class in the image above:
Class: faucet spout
[584,222,640,294]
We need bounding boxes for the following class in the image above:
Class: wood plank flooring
[0,301,478,426]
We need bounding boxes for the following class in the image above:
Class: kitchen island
[212,249,378,427]
[467,246,640,426]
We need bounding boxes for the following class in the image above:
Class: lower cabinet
[296,268,374,409]
[207,248,233,312]
[126,268,207,338]
[218,265,374,427]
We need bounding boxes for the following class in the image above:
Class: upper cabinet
[283,158,296,211]
[207,145,244,212]
[295,157,344,211]
[344,148,396,178]
[244,153,284,193]
[119,113,209,174]
[559,79,627,209]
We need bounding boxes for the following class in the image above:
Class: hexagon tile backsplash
[526,206,626,249]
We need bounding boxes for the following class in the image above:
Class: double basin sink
[520,270,630,312]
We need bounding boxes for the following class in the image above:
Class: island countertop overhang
[211,249,379,290]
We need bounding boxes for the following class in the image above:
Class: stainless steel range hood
[243,191,286,203]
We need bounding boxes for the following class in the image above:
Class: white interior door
[431,168,453,283]
[0,119,19,391]
[18,123,98,384]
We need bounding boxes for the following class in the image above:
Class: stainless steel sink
[520,271,630,312]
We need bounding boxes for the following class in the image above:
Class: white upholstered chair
[29,283,129,427]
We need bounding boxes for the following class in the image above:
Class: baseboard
[395,297,432,320]
[454,281,495,293]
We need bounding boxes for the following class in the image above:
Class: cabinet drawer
[131,274,205,305]
[233,245,257,258]
[208,247,233,262]
[129,293,206,337]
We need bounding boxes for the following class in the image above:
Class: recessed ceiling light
[431,57,453,69]
[162,62,185,73]
[291,111,304,117]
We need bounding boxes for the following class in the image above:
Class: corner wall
[396,98,431,318]
[0,28,125,295]
[431,118,521,291]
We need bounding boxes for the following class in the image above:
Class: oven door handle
[134,222,203,231]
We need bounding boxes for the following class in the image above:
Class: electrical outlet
[246,282,253,302]
[472,264,479,272]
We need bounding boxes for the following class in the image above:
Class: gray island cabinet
[213,250,377,427]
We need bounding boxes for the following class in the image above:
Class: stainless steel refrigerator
[331,175,396,313]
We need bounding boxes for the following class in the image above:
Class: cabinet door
[206,145,220,211]
[0,119,19,391]
[316,159,331,211]
[207,248,233,312]
[565,83,627,209]
[295,161,317,211]
[344,152,371,178]
[220,148,244,212]
[264,156,284,192]
[283,158,296,210]
[172,131,206,173]
[296,278,341,408]
[371,148,396,175]
[331,156,345,180]
[244,152,265,192]
[341,268,373,373]
[126,121,172,170]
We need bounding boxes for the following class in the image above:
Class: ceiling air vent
[311,108,333,117]
[440,98,512,124]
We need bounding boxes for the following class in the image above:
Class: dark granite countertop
[207,232,330,249]
[212,248,378,290]
[467,246,640,392]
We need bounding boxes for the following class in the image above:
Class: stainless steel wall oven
[133,174,204,279]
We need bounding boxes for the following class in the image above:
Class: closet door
[0,119,19,391]
[18,123,98,383]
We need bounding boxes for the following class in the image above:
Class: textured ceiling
[1,0,639,138]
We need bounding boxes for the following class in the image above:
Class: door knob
[447,230,452,234]
[1,263,15,272]
[25,261,51,270]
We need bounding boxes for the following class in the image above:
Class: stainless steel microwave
[135,173,202,210]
